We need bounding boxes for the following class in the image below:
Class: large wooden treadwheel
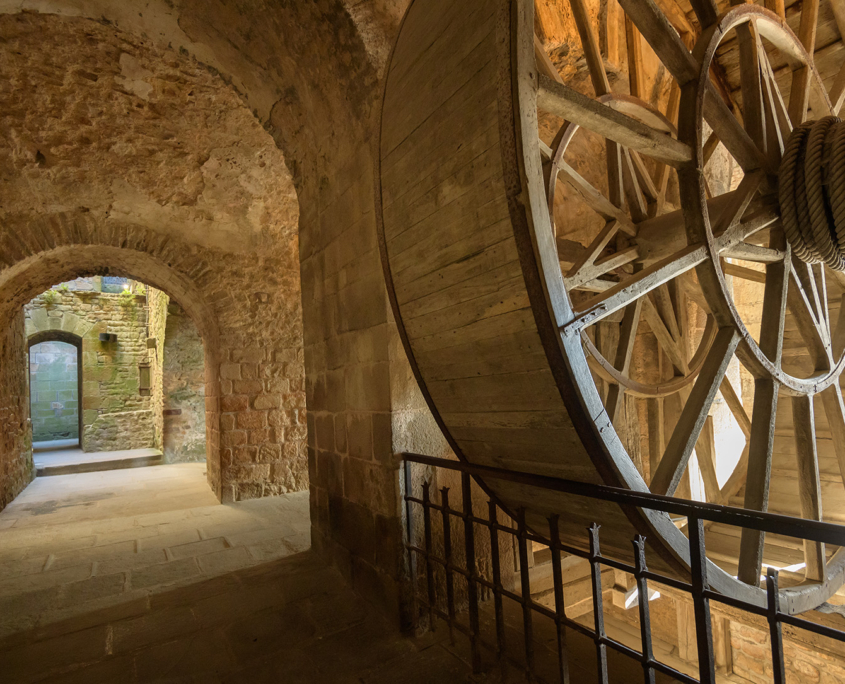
[377,0,845,614]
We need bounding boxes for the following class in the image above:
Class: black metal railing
[400,452,845,684]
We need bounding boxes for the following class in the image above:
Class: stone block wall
[147,286,169,451]
[162,302,206,463]
[25,290,155,453]
[0,311,32,509]
[29,340,79,442]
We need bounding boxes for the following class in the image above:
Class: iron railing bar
[778,612,845,641]
[642,571,692,592]
[462,472,482,673]
[689,516,717,684]
[413,585,701,684]
[703,590,767,617]
[767,568,786,684]
[440,487,456,644]
[592,555,636,574]
[517,508,537,679]
[421,481,436,629]
[648,659,700,684]
[403,460,417,631]
[549,515,571,684]
[589,524,610,683]
[402,453,845,545]
[633,536,656,684]
[488,501,508,680]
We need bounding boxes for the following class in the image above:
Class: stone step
[35,448,164,477]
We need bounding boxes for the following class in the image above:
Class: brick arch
[0,221,225,498]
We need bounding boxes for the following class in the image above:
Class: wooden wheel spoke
[656,83,681,215]
[629,150,659,204]
[832,294,845,359]
[565,220,623,283]
[758,239,791,368]
[736,20,766,154]
[650,327,740,496]
[557,162,637,235]
[764,0,785,19]
[606,299,644,422]
[621,149,648,222]
[712,170,765,237]
[788,263,833,371]
[721,259,766,284]
[534,34,564,85]
[625,15,645,100]
[820,384,845,490]
[720,242,783,263]
[831,61,845,116]
[642,296,689,375]
[719,376,752,439]
[617,0,769,172]
[757,35,792,156]
[787,0,820,125]
[564,244,708,335]
[537,77,692,166]
[570,0,611,97]
[566,237,639,291]
[616,0,696,85]
[688,0,718,31]
[696,416,722,503]
[791,395,826,581]
[738,378,779,585]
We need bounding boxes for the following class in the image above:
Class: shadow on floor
[0,551,486,684]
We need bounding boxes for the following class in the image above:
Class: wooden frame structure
[377,0,845,613]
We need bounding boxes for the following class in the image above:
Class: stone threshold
[34,448,164,477]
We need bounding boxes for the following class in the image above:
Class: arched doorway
[28,331,83,450]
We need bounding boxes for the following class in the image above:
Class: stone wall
[25,290,154,453]
[29,340,79,442]
[147,286,169,451]
[162,302,206,464]
[0,311,32,510]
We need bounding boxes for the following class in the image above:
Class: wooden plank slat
[650,327,740,496]
[537,75,693,166]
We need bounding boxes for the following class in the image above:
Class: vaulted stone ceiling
[0,13,298,255]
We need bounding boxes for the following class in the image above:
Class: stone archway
[0,2,423,616]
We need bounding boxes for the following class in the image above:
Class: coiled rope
[779,116,845,271]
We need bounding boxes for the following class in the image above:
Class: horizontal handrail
[400,452,845,546]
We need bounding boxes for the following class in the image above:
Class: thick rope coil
[779,116,845,271]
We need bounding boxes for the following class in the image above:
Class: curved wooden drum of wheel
[376,0,841,613]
